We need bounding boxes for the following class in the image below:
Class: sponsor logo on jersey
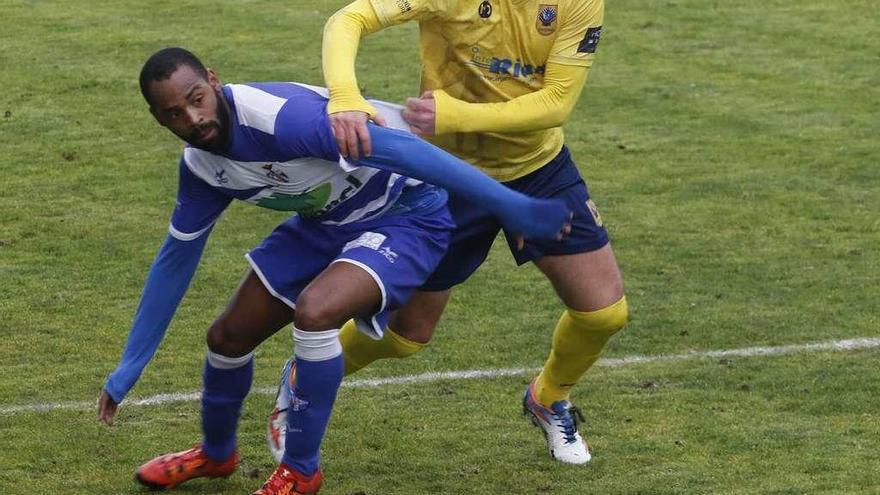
[255,174,365,216]
[314,174,364,216]
[536,4,558,36]
[577,26,602,53]
[478,0,492,18]
[489,58,546,79]
[468,46,545,82]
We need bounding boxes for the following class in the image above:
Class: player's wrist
[327,90,377,117]
[431,89,457,135]
[103,379,125,404]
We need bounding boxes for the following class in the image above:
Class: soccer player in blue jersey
[96,47,572,494]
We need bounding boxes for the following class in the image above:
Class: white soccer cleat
[522,380,592,464]
[266,358,294,463]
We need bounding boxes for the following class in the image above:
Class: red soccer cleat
[135,444,238,489]
[252,463,323,495]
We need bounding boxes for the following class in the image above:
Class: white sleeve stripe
[229,84,286,135]
[168,222,214,241]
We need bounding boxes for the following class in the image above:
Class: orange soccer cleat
[252,463,323,495]
[135,444,238,489]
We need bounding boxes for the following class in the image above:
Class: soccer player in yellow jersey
[310,0,626,465]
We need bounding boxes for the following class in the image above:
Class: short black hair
[139,47,208,105]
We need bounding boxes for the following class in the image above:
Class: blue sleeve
[103,231,211,403]
[273,96,339,161]
[170,158,232,239]
[356,124,572,240]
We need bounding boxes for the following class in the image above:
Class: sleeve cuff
[432,89,464,135]
[327,94,379,117]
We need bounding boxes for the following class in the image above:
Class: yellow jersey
[368,0,604,180]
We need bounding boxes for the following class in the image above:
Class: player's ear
[206,68,222,91]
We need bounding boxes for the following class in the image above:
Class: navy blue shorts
[422,146,609,291]
[247,204,453,338]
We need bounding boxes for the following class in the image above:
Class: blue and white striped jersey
[169,82,420,241]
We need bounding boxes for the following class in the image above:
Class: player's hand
[97,389,119,425]
[402,91,436,137]
[329,111,387,161]
[509,199,573,250]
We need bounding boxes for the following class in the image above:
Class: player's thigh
[388,289,451,344]
[535,244,624,312]
[420,192,501,292]
[209,269,296,354]
[325,208,453,337]
[398,195,498,342]
[294,261,383,331]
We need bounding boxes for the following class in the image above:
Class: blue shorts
[246,195,453,339]
[422,146,609,291]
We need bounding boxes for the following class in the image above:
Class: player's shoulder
[226,82,328,136]
[180,146,227,180]
[560,0,603,17]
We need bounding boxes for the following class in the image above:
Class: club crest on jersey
[536,4,558,36]
[263,163,289,183]
[478,0,492,19]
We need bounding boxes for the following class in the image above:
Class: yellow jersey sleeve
[322,0,384,116]
[434,62,589,134]
[549,0,605,67]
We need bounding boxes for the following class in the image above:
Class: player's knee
[294,292,341,331]
[388,312,439,345]
[569,296,629,336]
[206,319,256,357]
[388,322,435,345]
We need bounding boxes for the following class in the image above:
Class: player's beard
[186,87,231,152]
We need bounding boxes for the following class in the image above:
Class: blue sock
[282,329,344,475]
[201,351,254,462]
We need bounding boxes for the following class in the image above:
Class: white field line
[1,337,878,416]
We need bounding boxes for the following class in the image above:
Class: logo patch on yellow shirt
[395,0,412,14]
[536,4,558,36]
[478,0,492,18]
[577,26,603,53]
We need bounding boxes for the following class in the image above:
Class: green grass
[1,0,878,493]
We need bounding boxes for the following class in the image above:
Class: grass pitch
[0,0,878,493]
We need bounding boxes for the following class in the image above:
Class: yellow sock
[339,319,425,375]
[534,297,628,406]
